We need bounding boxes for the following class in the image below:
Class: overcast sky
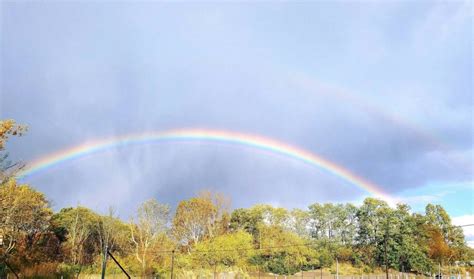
[0,1,472,241]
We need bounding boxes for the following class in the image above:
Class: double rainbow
[19,128,396,204]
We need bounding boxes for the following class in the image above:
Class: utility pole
[101,244,108,279]
[384,220,390,279]
[336,258,339,279]
[170,250,175,279]
[384,236,389,279]
[258,231,261,279]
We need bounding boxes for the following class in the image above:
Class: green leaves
[192,231,254,268]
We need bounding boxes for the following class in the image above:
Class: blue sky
[0,1,472,239]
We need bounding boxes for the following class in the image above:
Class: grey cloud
[1,2,472,213]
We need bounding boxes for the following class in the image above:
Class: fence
[40,272,471,279]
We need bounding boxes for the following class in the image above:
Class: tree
[172,197,216,247]
[0,120,26,151]
[251,225,318,275]
[424,204,467,264]
[230,204,291,243]
[52,206,99,277]
[340,204,358,245]
[355,198,390,267]
[427,226,451,265]
[192,230,254,270]
[0,120,27,183]
[230,207,264,238]
[425,204,465,249]
[96,207,129,276]
[392,205,432,274]
[0,179,52,257]
[289,208,311,238]
[130,198,170,275]
[198,190,232,237]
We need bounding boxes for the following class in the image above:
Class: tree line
[0,119,472,278]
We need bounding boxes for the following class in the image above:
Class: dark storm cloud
[1,1,472,214]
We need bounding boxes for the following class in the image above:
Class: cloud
[452,215,474,236]
[452,215,474,248]
[397,191,452,205]
[411,1,472,48]
[1,2,472,214]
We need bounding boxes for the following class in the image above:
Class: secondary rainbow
[19,128,396,204]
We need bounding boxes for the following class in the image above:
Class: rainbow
[19,128,396,204]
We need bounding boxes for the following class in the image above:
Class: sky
[0,1,472,242]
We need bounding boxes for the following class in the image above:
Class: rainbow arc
[19,128,396,205]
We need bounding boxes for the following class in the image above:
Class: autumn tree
[425,204,465,249]
[0,179,52,258]
[424,204,466,265]
[0,120,27,182]
[0,120,26,151]
[173,197,216,247]
[96,207,130,275]
[130,198,170,275]
[198,190,232,237]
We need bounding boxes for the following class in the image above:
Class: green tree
[191,230,254,270]
[392,205,432,273]
[230,207,263,238]
[289,208,311,238]
[355,198,389,267]
[52,206,100,277]
[251,225,318,275]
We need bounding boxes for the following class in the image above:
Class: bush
[21,262,60,279]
